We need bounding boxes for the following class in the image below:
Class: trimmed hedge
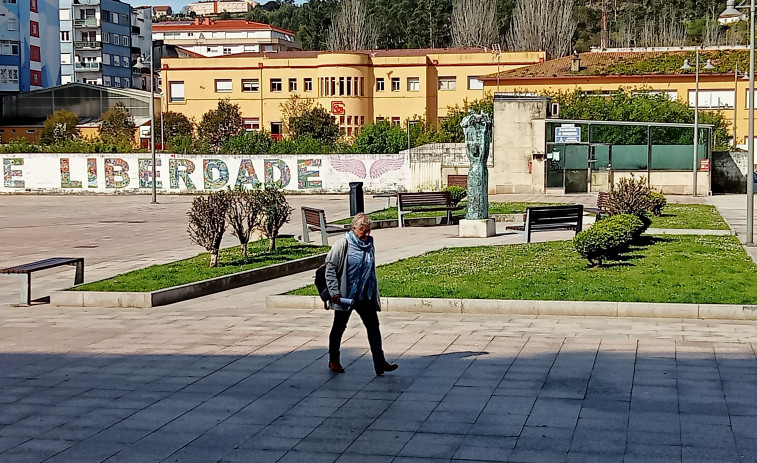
[573,214,644,267]
[648,191,667,216]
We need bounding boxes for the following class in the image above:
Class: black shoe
[374,361,398,376]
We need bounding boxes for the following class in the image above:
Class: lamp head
[703,59,716,70]
[680,59,693,70]
[719,0,745,24]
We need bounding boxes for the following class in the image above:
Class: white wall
[1,153,412,194]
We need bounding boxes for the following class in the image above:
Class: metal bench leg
[398,210,404,228]
[447,210,452,225]
[301,209,310,243]
[20,274,31,306]
[74,261,84,285]
[319,213,329,246]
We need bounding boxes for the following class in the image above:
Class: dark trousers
[329,299,385,365]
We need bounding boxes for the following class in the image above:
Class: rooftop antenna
[490,43,502,92]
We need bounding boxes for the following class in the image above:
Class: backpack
[315,264,330,308]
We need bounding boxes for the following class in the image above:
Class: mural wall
[1,153,414,194]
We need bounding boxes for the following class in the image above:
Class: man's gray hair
[351,212,371,230]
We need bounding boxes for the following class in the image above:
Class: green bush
[443,185,467,206]
[607,175,652,234]
[648,191,667,216]
[0,138,39,153]
[573,213,643,267]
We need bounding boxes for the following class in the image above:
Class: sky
[123,0,189,14]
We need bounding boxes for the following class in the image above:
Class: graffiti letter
[169,159,196,190]
[297,159,322,189]
[60,158,82,188]
[235,159,261,189]
[87,158,97,188]
[203,159,229,189]
[104,158,130,188]
[3,158,24,188]
[264,159,291,188]
[138,158,163,189]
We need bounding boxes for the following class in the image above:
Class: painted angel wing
[330,158,367,179]
[369,157,405,178]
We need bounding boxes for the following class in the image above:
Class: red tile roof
[153,19,293,36]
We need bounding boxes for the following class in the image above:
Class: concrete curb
[265,295,757,320]
[52,253,327,308]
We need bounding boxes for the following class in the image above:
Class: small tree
[197,99,244,152]
[290,107,340,144]
[352,120,407,153]
[226,187,263,259]
[99,103,136,145]
[258,185,292,252]
[280,94,315,135]
[40,110,80,145]
[157,111,193,147]
[187,190,231,267]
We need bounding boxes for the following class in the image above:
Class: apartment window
[113,78,120,87]
[468,76,483,90]
[103,76,112,86]
[59,8,70,20]
[242,79,259,92]
[122,36,129,47]
[123,77,130,87]
[30,21,38,37]
[60,30,70,41]
[688,90,735,109]
[215,79,232,92]
[289,78,297,92]
[169,81,185,102]
[112,12,119,23]
[407,77,419,92]
[1,0,16,3]
[29,46,40,62]
[376,78,384,92]
[391,77,400,92]
[7,19,15,31]
[223,47,232,55]
[103,32,110,43]
[102,53,110,65]
[304,77,312,92]
[0,40,19,56]
[438,76,456,91]
[270,78,282,92]
[113,35,119,45]
[122,14,128,24]
[30,0,36,12]
[61,53,71,65]
[122,56,129,66]
[113,58,119,67]
[243,117,260,131]
[391,117,401,125]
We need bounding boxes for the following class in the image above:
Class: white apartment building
[187,0,258,15]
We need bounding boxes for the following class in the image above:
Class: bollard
[349,182,364,216]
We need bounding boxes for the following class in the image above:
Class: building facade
[60,0,134,88]
[187,1,258,16]
[0,0,60,93]
[481,47,750,149]
[153,18,300,57]
[161,48,547,137]
[130,6,153,90]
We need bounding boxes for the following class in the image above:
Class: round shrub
[443,185,467,206]
[607,213,645,243]
[648,191,667,216]
[573,214,643,267]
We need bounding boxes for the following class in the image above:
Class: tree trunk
[210,250,219,267]
[268,235,277,252]
[240,242,248,259]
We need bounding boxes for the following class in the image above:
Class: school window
[215,79,232,92]
[289,78,297,92]
[339,77,345,96]
[391,117,401,125]
[223,47,232,55]
[346,77,352,96]
[438,76,456,91]
[391,77,400,92]
[304,78,312,92]
[270,78,282,92]
[407,77,419,92]
[61,30,70,41]
[242,79,259,92]
[688,90,735,109]
[243,117,260,131]
[169,81,185,102]
[340,115,345,125]
[376,78,384,92]
[376,117,384,122]
[347,115,352,125]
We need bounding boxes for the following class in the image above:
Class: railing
[73,18,100,27]
[74,41,102,50]
[75,62,101,71]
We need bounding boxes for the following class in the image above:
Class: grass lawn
[75,238,329,292]
[290,235,757,304]
[333,202,566,224]
[650,204,729,230]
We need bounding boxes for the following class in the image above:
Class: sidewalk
[1,193,756,462]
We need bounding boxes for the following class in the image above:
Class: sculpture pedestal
[458,218,495,238]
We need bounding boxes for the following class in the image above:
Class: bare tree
[326,0,376,51]
[258,186,293,252]
[505,0,576,58]
[187,191,230,267]
[450,0,498,48]
[226,187,262,260]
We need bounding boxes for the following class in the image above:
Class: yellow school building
[481,47,750,148]
[160,48,548,138]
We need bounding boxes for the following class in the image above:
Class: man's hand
[331,294,341,304]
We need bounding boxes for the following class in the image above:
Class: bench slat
[1,257,83,274]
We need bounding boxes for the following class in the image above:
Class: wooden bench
[0,257,84,306]
[301,207,345,246]
[584,192,610,219]
[505,205,584,243]
[447,175,468,189]
[373,192,397,209]
[397,191,464,228]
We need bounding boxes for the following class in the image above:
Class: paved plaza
[1,193,757,462]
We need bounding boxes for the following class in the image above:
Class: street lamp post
[721,0,755,245]
[681,51,714,197]
[134,49,157,204]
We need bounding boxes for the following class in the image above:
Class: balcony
[74,41,102,50]
[73,18,100,27]
[75,62,101,71]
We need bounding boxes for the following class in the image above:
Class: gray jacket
[324,235,381,311]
